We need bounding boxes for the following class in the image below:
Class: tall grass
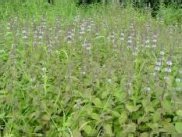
[0,0,182,136]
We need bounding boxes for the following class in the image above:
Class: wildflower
[87,25,91,32]
[38,35,43,39]
[22,30,27,34]
[66,36,72,44]
[179,69,182,74]
[155,66,161,71]
[42,67,46,72]
[128,35,132,40]
[176,87,182,92]
[165,67,172,73]
[120,32,125,41]
[166,60,172,66]
[39,31,44,35]
[145,39,150,44]
[153,72,156,76]
[127,82,132,87]
[145,44,150,48]
[120,32,124,37]
[120,37,124,41]
[79,29,85,35]
[38,41,43,45]
[175,78,181,83]
[155,61,162,66]
[152,44,157,48]
[160,51,165,56]
[66,30,74,43]
[107,79,112,83]
[152,39,157,43]
[164,76,170,81]
[7,23,11,30]
[127,39,132,44]
[55,36,58,40]
[34,33,37,38]
[132,51,138,56]
[74,99,83,109]
[33,41,37,46]
[130,24,134,29]
[23,35,28,39]
[110,32,115,40]
[82,71,86,75]
[144,87,151,92]
[82,39,91,51]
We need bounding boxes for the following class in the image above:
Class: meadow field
[0,0,182,136]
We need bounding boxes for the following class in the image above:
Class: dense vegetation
[0,0,182,136]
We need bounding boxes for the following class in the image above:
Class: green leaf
[147,123,159,130]
[162,122,175,134]
[142,99,154,113]
[92,98,102,108]
[125,123,136,133]
[119,112,128,124]
[81,124,97,136]
[0,113,5,119]
[175,122,182,133]
[90,113,100,121]
[112,111,120,118]
[41,114,50,121]
[140,132,149,137]
[176,110,182,117]
[128,133,134,137]
[162,100,173,113]
[126,104,141,113]
[72,128,82,137]
[153,111,161,122]
[104,124,113,136]
[138,116,149,124]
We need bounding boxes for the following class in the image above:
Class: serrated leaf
[175,122,182,133]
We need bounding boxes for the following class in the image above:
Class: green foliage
[158,5,182,26]
[0,1,182,136]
